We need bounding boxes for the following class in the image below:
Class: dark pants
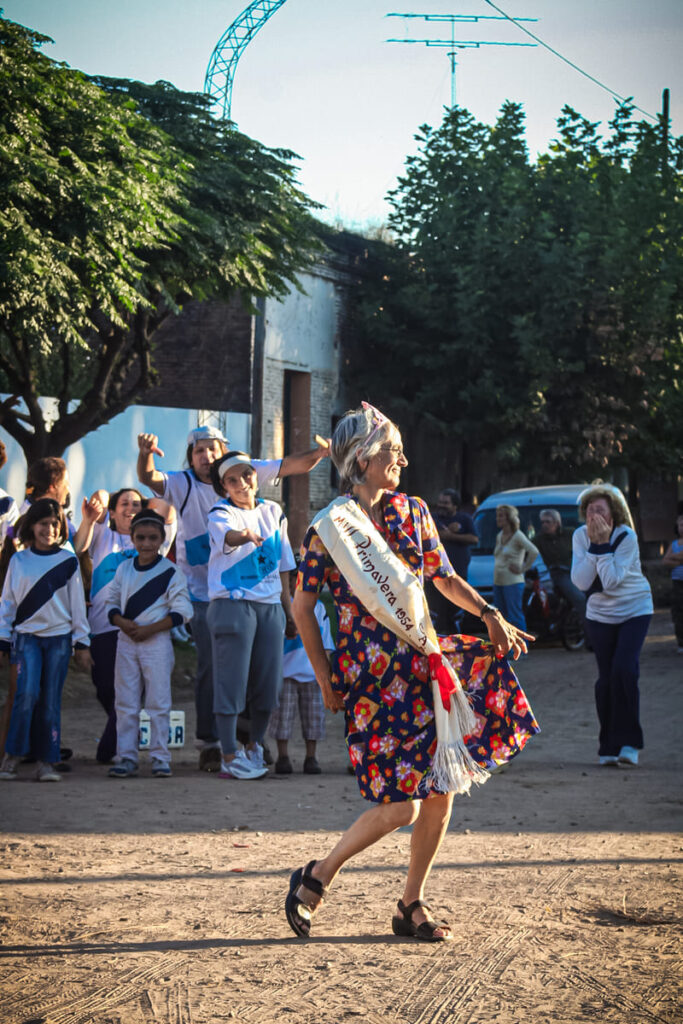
[585,615,651,756]
[90,630,119,763]
[550,568,586,619]
[190,601,219,743]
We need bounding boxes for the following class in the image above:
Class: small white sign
[138,710,185,749]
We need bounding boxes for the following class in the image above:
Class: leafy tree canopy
[0,18,320,461]
[352,99,683,481]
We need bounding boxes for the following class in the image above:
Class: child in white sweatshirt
[107,510,192,778]
[0,499,91,782]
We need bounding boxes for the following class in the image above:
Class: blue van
[467,484,589,599]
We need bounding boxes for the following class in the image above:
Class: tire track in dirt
[564,965,678,1024]
[387,865,578,1024]
[8,953,190,1024]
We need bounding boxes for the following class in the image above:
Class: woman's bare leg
[401,792,455,938]
[296,800,420,909]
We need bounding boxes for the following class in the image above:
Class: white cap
[187,425,227,446]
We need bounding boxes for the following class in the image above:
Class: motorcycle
[523,567,584,651]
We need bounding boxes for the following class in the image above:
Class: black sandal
[285,859,328,938]
[391,899,453,942]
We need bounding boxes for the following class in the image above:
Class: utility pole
[661,87,670,182]
[386,12,537,108]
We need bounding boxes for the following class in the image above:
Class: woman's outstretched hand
[484,611,534,660]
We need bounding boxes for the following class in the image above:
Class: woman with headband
[286,404,539,941]
[206,451,296,780]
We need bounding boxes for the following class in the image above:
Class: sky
[4,0,682,228]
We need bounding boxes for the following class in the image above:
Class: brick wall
[140,297,252,412]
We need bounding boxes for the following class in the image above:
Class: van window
[472,505,581,555]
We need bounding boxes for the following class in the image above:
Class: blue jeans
[6,632,72,763]
[584,615,651,756]
[493,583,526,632]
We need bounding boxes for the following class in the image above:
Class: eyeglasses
[379,445,405,457]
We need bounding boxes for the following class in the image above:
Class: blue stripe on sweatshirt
[123,567,176,621]
[14,556,79,626]
[90,549,135,598]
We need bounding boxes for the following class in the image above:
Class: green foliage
[352,100,683,480]
[0,19,320,460]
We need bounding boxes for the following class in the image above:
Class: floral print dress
[297,492,540,803]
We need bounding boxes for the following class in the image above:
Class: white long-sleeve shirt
[160,460,281,602]
[0,545,90,649]
[571,524,653,623]
[207,498,295,603]
[107,555,192,629]
[0,489,19,546]
[493,530,539,586]
[88,512,175,636]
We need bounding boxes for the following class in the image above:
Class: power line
[480,0,658,121]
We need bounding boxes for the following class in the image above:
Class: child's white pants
[114,632,174,765]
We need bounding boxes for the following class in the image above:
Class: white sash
[313,496,489,795]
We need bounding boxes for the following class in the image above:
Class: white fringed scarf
[312,496,489,796]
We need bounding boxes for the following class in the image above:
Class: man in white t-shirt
[137,425,329,771]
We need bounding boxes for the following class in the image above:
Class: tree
[351,100,683,484]
[0,19,320,462]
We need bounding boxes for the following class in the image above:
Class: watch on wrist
[479,603,498,620]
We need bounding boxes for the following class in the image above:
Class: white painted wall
[0,399,250,518]
[263,271,338,370]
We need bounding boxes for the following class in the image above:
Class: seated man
[534,509,586,619]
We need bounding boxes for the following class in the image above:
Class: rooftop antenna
[387,12,537,108]
[205,0,290,121]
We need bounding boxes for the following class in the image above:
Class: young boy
[269,568,334,774]
[107,510,192,778]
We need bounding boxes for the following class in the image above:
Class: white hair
[332,406,397,492]
[540,508,562,528]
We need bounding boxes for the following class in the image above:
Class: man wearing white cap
[137,426,328,770]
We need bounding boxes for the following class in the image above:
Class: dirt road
[1,611,681,1023]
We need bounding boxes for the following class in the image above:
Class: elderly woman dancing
[286,404,539,942]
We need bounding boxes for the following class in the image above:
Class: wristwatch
[479,603,498,620]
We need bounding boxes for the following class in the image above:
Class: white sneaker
[36,762,62,782]
[0,755,19,780]
[246,743,266,770]
[599,755,619,767]
[618,746,639,768]
[219,749,267,780]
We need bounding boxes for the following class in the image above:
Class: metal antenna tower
[387,12,537,108]
[204,0,290,121]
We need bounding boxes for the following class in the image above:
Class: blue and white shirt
[207,498,295,604]
[161,460,281,603]
[571,525,653,624]
[88,512,174,636]
[0,545,90,650]
[283,600,334,683]
[107,555,192,629]
[0,489,19,546]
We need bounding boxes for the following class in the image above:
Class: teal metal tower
[204,0,290,120]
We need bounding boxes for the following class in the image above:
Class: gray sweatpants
[207,599,285,754]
